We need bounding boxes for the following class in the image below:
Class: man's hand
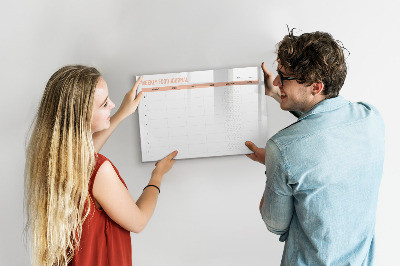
[245,141,266,165]
[262,62,281,103]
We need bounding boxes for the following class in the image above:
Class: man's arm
[259,195,264,211]
[259,140,294,240]
[262,62,281,102]
[261,62,301,119]
[260,185,293,238]
[245,139,294,239]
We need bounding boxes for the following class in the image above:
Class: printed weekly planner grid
[136,66,268,162]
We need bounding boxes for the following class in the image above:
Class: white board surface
[137,66,268,162]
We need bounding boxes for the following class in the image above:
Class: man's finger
[261,62,272,77]
[245,141,258,152]
[246,153,257,161]
[261,62,266,72]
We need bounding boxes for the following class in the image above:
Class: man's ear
[312,82,324,96]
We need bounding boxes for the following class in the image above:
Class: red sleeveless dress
[69,153,132,266]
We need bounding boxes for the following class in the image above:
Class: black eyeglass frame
[277,70,297,86]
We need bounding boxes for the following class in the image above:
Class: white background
[1,0,399,265]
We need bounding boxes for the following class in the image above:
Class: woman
[25,65,177,265]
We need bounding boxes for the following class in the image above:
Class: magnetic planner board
[136,66,268,162]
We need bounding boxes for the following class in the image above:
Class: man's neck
[301,95,327,113]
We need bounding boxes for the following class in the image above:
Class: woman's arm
[93,150,178,233]
[92,77,143,152]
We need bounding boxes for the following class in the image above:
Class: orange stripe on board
[141,80,259,92]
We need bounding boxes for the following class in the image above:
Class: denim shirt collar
[298,95,350,121]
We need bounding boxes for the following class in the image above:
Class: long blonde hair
[25,65,101,265]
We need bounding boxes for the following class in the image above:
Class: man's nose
[273,75,281,87]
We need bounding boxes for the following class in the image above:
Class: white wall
[1,0,399,265]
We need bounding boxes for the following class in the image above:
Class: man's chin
[279,103,290,111]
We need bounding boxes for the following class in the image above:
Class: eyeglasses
[277,70,297,86]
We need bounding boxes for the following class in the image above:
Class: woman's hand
[92,77,144,152]
[262,62,281,103]
[115,76,144,120]
[152,150,178,178]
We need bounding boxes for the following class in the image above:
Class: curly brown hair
[277,30,348,98]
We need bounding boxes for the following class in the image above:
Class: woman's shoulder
[96,160,117,178]
[94,153,127,188]
[95,153,108,164]
[90,153,115,193]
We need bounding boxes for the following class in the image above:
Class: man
[245,31,385,265]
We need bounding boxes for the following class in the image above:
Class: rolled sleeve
[260,139,294,241]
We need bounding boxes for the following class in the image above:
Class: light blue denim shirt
[261,96,385,266]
